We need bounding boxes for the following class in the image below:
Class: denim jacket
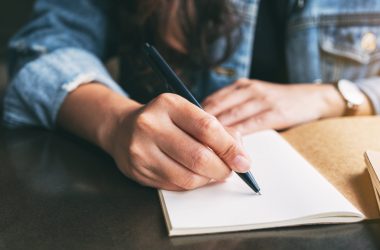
[3,0,380,128]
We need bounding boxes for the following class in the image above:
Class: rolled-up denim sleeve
[3,0,126,128]
[3,48,126,128]
[357,77,380,115]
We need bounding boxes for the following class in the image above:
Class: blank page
[160,130,364,236]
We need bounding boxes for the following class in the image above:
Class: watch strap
[333,80,360,116]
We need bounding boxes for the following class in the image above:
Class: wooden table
[1,127,379,249]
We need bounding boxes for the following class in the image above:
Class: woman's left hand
[203,78,346,134]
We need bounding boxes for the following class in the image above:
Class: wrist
[332,79,374,117]
[58,83,143,155]
[98,97,142,156]
[319,84,346,118]
[357,93,375,116]
[318,82,374,118]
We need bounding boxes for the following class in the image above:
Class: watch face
[338,79,365,106]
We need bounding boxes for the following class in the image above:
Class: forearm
[57,83,141,154]
[3,0,120,128]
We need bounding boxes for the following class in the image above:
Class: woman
[3,0,379,190]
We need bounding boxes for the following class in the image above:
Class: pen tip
[257,192,262,195]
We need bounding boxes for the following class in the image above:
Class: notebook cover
[282,117,380,219]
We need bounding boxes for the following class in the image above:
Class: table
[1,127,379,250]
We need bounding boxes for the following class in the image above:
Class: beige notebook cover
[159,117,380,236]
[282,117,380,219]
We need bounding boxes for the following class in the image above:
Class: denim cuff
[356,77,380,115]
[3,48,127,128]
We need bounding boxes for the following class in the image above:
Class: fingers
[127,143,211,190]
[133,168,184,191]
[156,123,231,181]
[156,153,211,191]
[217,99,269,127]
[170,101,251,173]
[232,110,286,135]
[149,146,211,190]
[203,79,258,115]
[202,78,251,106]
[118,144,184,191]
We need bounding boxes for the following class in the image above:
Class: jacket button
[361,32,377,53]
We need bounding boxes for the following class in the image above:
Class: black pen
[143,43,261,194]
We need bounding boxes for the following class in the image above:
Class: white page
[160,130,363,235]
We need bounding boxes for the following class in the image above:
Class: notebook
[159,117,380,236]
[159,130,364,236]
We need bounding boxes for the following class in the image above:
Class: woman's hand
[59,85,250,191]
[203,79,347,134]
[105,93,251,191]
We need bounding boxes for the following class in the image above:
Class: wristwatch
[334,79,365,116]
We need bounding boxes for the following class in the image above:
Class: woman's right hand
[106,93,251,191]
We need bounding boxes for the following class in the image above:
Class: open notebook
[159,130,364,236]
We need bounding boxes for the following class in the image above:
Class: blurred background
[0,1,34,96]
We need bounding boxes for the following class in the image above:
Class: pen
[143,43,261,194]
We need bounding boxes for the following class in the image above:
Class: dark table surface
[1,126,380,250]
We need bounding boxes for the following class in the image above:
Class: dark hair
[117,0,240,102]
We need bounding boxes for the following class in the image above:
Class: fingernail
[232,155,251,172]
